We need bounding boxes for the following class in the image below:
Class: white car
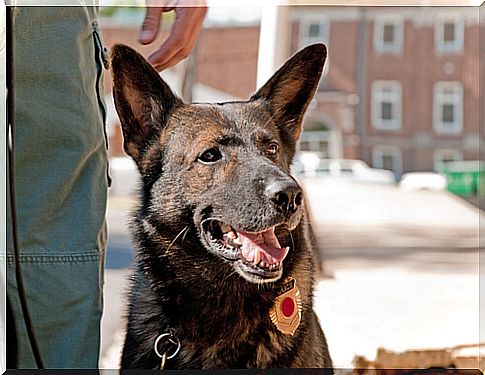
[293,156,396,185]
[399,172,447,192]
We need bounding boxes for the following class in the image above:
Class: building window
[371,81,402,130]
[374,16,403,53]
[298,15,329,81]
[299,126,331,157]
[298,15,329,47]
[372,146,402,178]
[435,17,464,53]
[433,81,463,134]
[433,149,463,171]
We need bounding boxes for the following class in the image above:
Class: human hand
[139,0,207,71]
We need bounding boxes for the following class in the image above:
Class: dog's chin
[200,219,291,284]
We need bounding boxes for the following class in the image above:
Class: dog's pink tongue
[238,227,288,264]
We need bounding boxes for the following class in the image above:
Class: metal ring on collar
[154,331,181,360]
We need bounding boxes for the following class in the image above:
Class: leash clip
[154,328,181,370]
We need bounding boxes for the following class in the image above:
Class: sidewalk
[316,268,479,368]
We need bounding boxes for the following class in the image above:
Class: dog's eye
[267,142,279,156]
[198,147,223,164]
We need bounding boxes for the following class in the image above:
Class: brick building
[101,5,483,179]
[287,6,483,178]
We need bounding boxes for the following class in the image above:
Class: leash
[153,328,181,370]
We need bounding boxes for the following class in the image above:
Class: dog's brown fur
[111,43,332,370]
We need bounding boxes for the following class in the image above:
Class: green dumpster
[440,160,485,197]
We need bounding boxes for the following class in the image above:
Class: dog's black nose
[266,178,303,214]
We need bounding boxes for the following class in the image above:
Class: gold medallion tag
[269,277,302,335]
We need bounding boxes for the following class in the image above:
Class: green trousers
[6,6,109,368]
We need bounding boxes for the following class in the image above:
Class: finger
[148,35,196,71]
[152,43,194,71]
[148,7,206,70]
[139,6,163,45]
[147,31,185,69]
[147,9,200,66]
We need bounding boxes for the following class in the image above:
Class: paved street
[99,177,482,369]
[304,179,481,367]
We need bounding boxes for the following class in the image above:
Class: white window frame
[372,145,402,178]
[371,80,403,130]
[435,15,464,53]
[373,15,404,54]
[433,81,463,134]
[433,149,463,171]
[298,14,330,80]
[298,14,329,48]
[299,130,331,155]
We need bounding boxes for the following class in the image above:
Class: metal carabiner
[154,329,181,370]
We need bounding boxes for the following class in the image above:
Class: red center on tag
[281,297,295,317]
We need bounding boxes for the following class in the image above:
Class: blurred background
[97,1,484,370]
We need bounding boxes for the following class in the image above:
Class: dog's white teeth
[220,223,232,234]
[254,249,261,265]
[282,246,290,261]
[226,230,236,240]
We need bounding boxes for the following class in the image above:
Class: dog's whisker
[289,231,295,252]
[181,226,191,245]
[165,225,190,254]
[223,269,238,284]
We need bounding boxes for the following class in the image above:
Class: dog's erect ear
[251,43,326,146]
[111,44,182,161]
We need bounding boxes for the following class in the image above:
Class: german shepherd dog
[111,43,332,370]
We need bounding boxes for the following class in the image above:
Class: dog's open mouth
[201,220,289,282]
